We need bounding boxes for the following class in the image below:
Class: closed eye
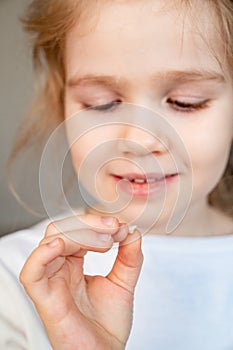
[84,100,121,112]
[83,98,209,113]
[167,98,210,112]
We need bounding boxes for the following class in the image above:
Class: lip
[111,172,179,197]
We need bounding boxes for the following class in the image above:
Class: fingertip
[79,214,120,233]
[107,228,143,294]
[119,227,143,256]
[133,229,143,256]
[134,228,143,244]
[120,227,141,247]
[101,216,118,227]
[40,235,65,250]
[19,235,71,300]
[47,237,63,248]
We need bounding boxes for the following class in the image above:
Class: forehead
[65,0,224,79]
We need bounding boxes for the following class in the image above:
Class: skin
[64,0,233,236]
[20,215,143,349]
[20,1,233,350]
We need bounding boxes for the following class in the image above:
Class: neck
[86,199,232,238]
[149,200,232,237]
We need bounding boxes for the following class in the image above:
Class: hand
[20,214,143,350]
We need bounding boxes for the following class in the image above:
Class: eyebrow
[67,69,225,89]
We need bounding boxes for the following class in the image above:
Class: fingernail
[101,216,114,226]
[47,238,60,248]
[98,234,111,242]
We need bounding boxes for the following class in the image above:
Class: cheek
[69,137,98,175]
[186,127,231,192]
[68,129,117,176]
[69,144,84,173]
[68,134,118,202]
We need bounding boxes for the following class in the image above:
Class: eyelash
[84,100,121,112]
[84,98,209,113]
[166,98,209,113]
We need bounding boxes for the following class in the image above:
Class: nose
[117,124,167,156]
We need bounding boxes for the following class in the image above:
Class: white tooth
[134,178,146,184]
[129,225,137,234]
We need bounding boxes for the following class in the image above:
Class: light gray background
[0,0,91,236]
[0,0,84,236]
[0,0,37,235]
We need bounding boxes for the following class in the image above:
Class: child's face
[64,1,233,230]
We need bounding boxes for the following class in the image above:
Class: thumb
[107,229,143,294]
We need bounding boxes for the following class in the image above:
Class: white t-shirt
[1,214,233,350]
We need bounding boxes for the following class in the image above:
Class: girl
[1,0,233,349]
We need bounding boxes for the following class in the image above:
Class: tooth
[134,178,146,184]
[121,176,165,183]
[129,225,137,234]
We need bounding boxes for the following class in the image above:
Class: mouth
[111,173,178,197]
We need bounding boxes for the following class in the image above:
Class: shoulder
[0,218,50,277]
[0,207,88,277]
[0,218,54,349]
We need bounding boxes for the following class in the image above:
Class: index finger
[46,214,121,238]
[40,228,115,256]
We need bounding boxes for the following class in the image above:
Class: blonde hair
[8,0,233,215]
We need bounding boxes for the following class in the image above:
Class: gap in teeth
[122,177,165,183]
[147,178,157,183]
